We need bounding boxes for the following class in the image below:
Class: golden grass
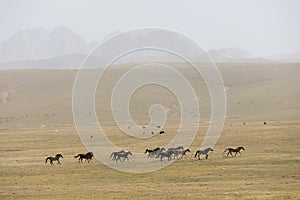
[1,122,299,199]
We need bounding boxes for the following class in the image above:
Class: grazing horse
[223,146,245,157]
[74,152,94,163]
[45,154,63,165]
[110,150,126,161]
[194,148,213,160]
[115,151,132,163]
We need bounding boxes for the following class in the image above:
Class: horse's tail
[74,154,80,158]
[45,157,50,163]
[194,151,199,158]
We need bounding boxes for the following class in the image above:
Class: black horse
[45,154,63,165]
[74,152,94,163]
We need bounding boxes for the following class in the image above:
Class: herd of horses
[45,146,245,165]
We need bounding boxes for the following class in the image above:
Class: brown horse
[223,146,245,157]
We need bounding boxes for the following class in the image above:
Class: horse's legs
[180,154,184,159]
[205,154,208,159]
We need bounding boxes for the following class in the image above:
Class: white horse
[194,147,213,160]
[173,149,191,159]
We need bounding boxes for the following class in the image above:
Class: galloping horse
[45,154,63,165]
[74,152,94,163]
[194,148,213,160]
[158,150,174,161]
[223,146,245,157]
[168,146,184,152]
[174,149,191,159]
[110,150,125,161]
[115,151,132,163]
[144,147,164,158]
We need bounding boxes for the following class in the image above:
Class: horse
[115,151,132,163]
[194,148,213,160]
[45,154,63,165]
[158,150,174,161]
[168,146,184,152]
[144,147,162,158]
[173,149,191,159]
[110,150,126,161]
[223,146,245,157]
[74,152,94,163]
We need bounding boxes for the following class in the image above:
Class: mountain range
[0,26,298,69]
[0,26,97,63]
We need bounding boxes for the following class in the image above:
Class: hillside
[0,63,299,127]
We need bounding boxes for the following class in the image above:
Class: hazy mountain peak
[0,26,92,62]
[208,47,254,62]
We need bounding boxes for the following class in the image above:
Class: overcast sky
[0,0,299,56]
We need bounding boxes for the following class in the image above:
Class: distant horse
[194,148,213,160]
[168,146,184,152]
[45,154,63,165]
[158,150,175,161]
[223,146,245,157]
[110,150,125,161]
[144,147,161,158]
[74,152,94,163]
[173,149,191,159]
[115,151,132,163]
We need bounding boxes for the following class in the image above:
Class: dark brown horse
[223,146,245,157]
[45,154,63,165]
[74,152,94,163]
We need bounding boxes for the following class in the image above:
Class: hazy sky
[0,0,299,56]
